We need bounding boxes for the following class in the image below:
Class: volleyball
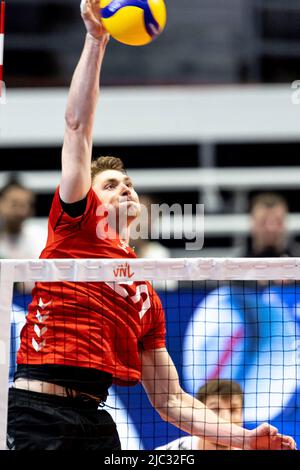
[99,0,167,46]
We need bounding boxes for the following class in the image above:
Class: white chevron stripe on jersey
[34,324,47,338]
[32,337,46,352]
[36,309,49,323]
[38,298,52,310]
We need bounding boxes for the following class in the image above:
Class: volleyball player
[7,0,296,450]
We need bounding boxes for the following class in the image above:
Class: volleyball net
[1,257,300,450]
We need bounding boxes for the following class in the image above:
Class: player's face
[205,394,243,425]
[251,204,287,247]
[93,170,140,222]
[0,187,34,232]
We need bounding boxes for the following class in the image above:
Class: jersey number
[105,282,151,319]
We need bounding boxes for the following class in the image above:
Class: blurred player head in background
[197,379,243,425]
[196,379,243,450]
[156,378,244,450]
[249,193,289,257]
[0,178,35,236]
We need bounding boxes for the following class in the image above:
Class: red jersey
[17,188,166,385]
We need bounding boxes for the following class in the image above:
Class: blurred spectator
[0,178,46,259]
[156,379,244,450]
[243,193,300,257]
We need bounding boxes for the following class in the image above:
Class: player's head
[0,179,35,234]
[196,379,244,426]
[91,156,140,226]
[250,193,288,252]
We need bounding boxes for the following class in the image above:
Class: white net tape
[3,257,300,282]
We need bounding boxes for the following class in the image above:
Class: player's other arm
[60,0,109,204]
[141,348,296,450]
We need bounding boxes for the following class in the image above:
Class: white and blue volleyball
[100,0,167,46]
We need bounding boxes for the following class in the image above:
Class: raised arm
[60,0,109,203]
[141,348,296,450]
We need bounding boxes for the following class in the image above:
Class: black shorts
[7,388,121,450]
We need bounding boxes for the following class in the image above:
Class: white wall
[1,84,299,147]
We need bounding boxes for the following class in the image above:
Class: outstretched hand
[248,423,296,450]
[80,0,109,42]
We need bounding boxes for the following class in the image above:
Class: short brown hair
[196,379,243,404]
[251,193,288,213]
[91,156,126,182]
